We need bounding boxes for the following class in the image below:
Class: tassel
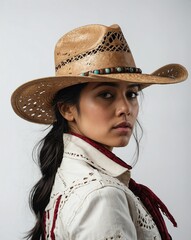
[129,179,177,240]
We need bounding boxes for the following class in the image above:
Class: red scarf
[71,132,177,240]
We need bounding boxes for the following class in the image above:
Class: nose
[116,96,131,117]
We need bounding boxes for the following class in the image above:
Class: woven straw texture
[11,24,188,124]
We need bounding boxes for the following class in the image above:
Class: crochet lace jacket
[44,134,161,240]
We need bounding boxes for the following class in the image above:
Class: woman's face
[65,82,139,150]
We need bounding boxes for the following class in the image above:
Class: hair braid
[25,83,87,239]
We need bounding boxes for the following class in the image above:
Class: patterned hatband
[80,66,142,76]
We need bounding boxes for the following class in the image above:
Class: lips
[113,121,133,129]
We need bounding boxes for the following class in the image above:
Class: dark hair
[25,83,87,239]
[133,119,143,166]
[25,82,143,239]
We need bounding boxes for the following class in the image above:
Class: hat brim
[11,63,188,124]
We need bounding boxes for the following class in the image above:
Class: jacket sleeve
[65,186,137,240]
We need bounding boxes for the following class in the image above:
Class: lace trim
[56,172,98,207]
[64,151,89,161]
[102,230,123,240]
[64,150,107,172]
[137,207,156,230]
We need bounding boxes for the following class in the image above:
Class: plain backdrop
[1,0,190,239]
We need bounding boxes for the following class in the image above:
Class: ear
[58,103,76,122]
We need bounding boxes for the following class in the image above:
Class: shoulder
[58,184,137,239]
[46,155,136,216]
[58,171,135,226]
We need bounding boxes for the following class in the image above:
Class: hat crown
[54,24,136,76]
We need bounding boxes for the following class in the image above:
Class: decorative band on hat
[80,66,142,76]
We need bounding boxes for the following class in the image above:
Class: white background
[0,0,190,239]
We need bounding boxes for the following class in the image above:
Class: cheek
[86,110,108,128]
[80,101,111,124]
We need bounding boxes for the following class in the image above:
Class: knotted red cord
[70,133,177,240]
[129,179,176,240]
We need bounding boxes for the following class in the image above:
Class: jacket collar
[63,134,131,183]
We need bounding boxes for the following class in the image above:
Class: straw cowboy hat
[11,24,188,124]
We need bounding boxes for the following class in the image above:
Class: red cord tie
[129,179,177,240]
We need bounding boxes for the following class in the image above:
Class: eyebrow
[92,82,140,90]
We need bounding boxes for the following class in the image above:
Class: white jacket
[44,134,161,240]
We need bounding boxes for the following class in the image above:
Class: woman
[11,24,188,240]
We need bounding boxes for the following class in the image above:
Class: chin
[97,136,130,150]
[110,139,130,148]
[116,143,129,148]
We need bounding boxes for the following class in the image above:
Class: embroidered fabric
[50,171,98,206]
[45,167,161,239]
[137,207,156,230]
[43,135,166,239]
[64,150,107,172]
[101,230,123,240]
[99,172,161,235]
[71,132,176,240]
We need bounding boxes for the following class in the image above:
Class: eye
[126,91,139,99]
[99,92,113,99]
